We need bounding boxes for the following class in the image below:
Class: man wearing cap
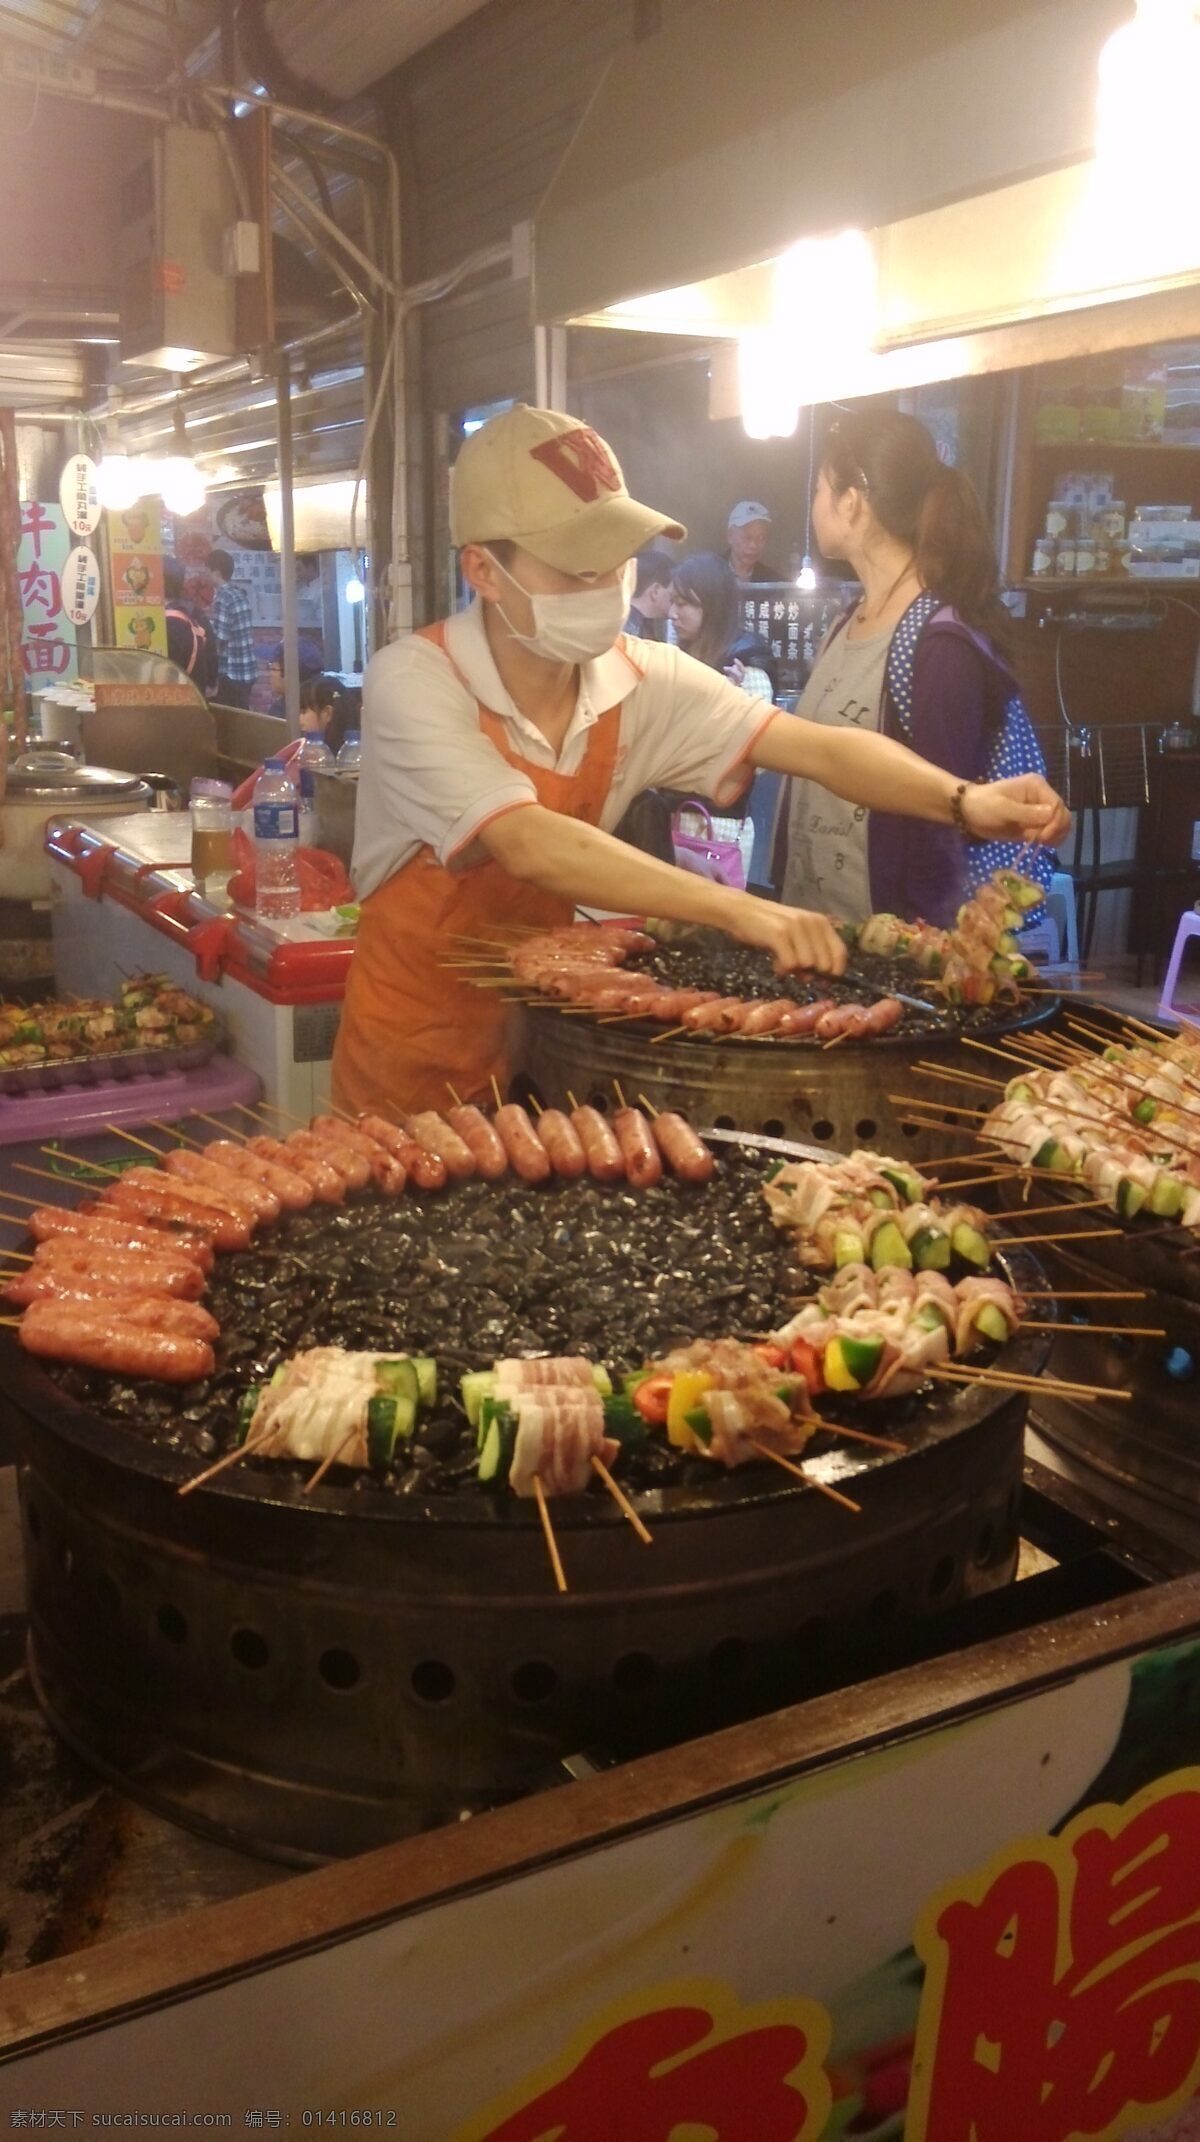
[333,406,1069,1115]
[727,501,781,583]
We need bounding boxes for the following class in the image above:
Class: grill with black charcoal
[4,1112,1051,1867]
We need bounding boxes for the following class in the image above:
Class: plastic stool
[1019,912,1061,963]
[1159,908,1200,1024]
[1046,871,1079,967]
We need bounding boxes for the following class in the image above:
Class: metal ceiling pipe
[81,312,361,421]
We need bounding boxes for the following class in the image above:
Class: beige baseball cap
[451,404,685,574]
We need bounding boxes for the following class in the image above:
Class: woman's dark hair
[671,551,740,671]
[823,410,1003,636]
[299,674,338,715]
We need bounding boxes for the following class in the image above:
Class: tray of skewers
[461,868,1049,1042]
[0,1091,1091,1571]
[0,974,221,1092]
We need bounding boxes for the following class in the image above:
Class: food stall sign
[17,500,76,682]
[58,454,100,537]
[62,544,100,627]
[9,1615,1200,2138]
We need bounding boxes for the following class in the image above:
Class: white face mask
[488,550,630,664]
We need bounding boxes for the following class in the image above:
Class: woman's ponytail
[916,464,1003,633]
[824,409,1005,638]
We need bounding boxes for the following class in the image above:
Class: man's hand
[723,658,747,687]
[727,893,848,975]
[963,775,1071,849]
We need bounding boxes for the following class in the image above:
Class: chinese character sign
[58,452,100,536]
[62,544,100,626]
[909,1765,1200,2142]
[17,500,76,681]
[458,1983,832,2142]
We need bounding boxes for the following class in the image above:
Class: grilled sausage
[32,1241,205,1299]
[612,1106,663,1187]
[494,1104,552,1182]
[285,1130,371,1192]
[683,998,752,1034]
[739,999,796,1036]
[203,1140,313,1210]
[569,1104,625,1183]
[96,1174,249,1252]
[18,1299,214,1383]
[22,1206,214,1270]
[367,1150,407,1196]
[364,1126,447,1192]
[775,999,835,1036]
[405,1111,477,1181]
[651,1111,715,1182]
[864,996,903,1035]
[446,1105,509,1180]
[247,1134,345,1205]
[161,1149,279,1222]
[534,1108,588,1180]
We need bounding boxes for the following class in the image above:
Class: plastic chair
[1018,912,1061,964]
[1047,871,1079,967]
[1159,908,1200,1024]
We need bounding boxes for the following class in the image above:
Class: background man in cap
[727,500,782,583]
[333,405,1069,1115]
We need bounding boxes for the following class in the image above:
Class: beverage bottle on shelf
[253,757,301,922]
[294,734,334,845]
[335,730,362,774]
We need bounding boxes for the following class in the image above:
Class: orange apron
[332,621,635,1115]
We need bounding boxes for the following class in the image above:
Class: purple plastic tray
[0,1052,263,1152]
[0,1033,220,1096]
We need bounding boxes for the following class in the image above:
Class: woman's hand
[727,892,848,975]
[723,658,747,686]
[962,775,1071,849]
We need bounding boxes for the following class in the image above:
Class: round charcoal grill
[7,1137,1049,1867]
[510,995,1058,1166]
[993,1176,1200,1558]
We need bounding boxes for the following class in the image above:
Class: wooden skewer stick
[178,1428,279,1496]
[446,1083,464,1108]
[823,1028,855,1051]
[924,1365,1105,1402]
[303,1428,361,1496]
[637,1092,660,1117]
[591,1456,652,1544]
[0,1184,69,1208]
[258,1100,310,1127]
[566,1091,580,1112]
[1021,1290,1147,1300]
[942,1355,1120,1394]
[991,1197,1111,1219]
[0,1250,33,1262]
[107,1124,169,1159]
[324,1102,359,1127]
[613,1079,628,1108]
[651,1026,690,1045]
[747,1440,862,1511]
[887,1095,987,1119]
[829,1421,906,1454]
[1022,1321,1166,1336]
[990,1227,1123,1245]
[0,1210,36,1228]
[962,1036,1051,1073]
[39,1147,118,1176]
[190,1111,253,1142]
[532,1475,568,1593]
[491,1074,504,1113]
[230,1103,272,1129]
[915,1061,1006,1090]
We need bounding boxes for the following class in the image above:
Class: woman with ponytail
[783,409,1050,928]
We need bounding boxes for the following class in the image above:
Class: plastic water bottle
[335,730,362,774]
[294,734,334,845]
[253,758,301,922]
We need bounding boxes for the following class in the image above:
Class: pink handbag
[671,803,747,890]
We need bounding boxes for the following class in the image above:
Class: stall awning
[534,0,1131,327]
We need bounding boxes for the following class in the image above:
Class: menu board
[108,498,167,658]
[17,500,77,682]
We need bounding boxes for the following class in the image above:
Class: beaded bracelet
[950,781,971,832]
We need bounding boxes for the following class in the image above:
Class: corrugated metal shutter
[387,0,639,412]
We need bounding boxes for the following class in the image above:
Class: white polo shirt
[351,598,776,900]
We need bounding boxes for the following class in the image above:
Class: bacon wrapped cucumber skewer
[237,1348,438,1469]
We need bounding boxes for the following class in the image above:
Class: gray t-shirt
[783,622,889,922]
